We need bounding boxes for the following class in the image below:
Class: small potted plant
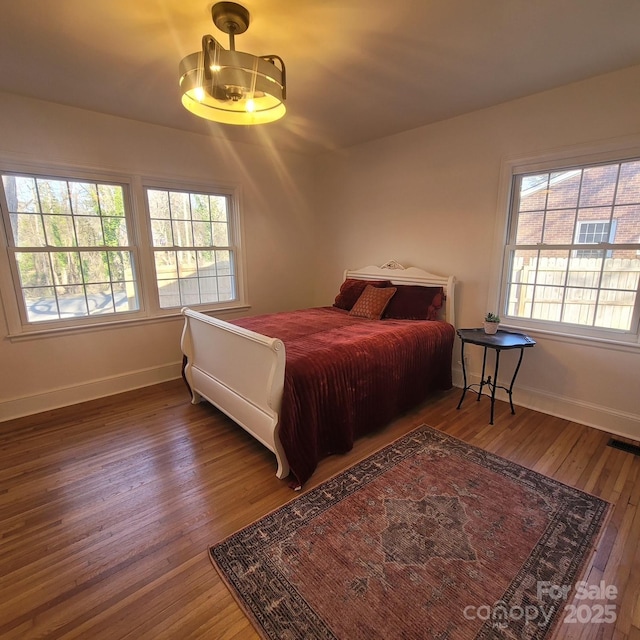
[483,312,500,334]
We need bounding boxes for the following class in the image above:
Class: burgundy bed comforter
[233,307,455,486]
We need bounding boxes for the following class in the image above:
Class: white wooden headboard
[344,260,456,326]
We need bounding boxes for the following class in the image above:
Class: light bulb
[246,99,255,113]
[194,86,205,102]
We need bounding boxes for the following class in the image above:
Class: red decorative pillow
[350,285,397,320]
[382,285,444,321]
[333,278,391,311]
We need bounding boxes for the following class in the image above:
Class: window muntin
[503,159,640,335]
[1,173,139,323]
[146,188,237,309]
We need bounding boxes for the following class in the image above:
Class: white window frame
[0,160,247,339]
[491,137,640,349]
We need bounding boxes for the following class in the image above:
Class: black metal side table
[456,328,536,425]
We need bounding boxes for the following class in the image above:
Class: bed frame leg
[181,355,203,405]
[274,441,290,480]
[275,457,290,480]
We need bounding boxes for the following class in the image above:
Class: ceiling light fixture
[179,2,286,125]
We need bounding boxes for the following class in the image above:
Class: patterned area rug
[209,426,610,639]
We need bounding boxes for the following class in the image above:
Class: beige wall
[3,64,640,437]
[0,93,318,420]
[311,64,640,438]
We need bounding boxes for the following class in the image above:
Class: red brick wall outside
[515,161,640,260]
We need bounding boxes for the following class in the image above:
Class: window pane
[154,251,178,280]
[217,276,234,300]
[51,252,83,285]
[506,282,534,318]
[10,213,46,247]
[191,193,210,220]
[16,252,53,287]
[199,277,219,303]
[562,288,597,326]
[177,251,197,278]
[109,251,135,282]
[179,278,200,306]
[76,216,105,246]
[518,174,549,212]
[602,251,639,290]
[112,281,138,313]
[193,221,212,246]
[614,160,640,205]
[81,251,110,283]
[515,210,544,244]
[535,251,569,286]
[567,254,603,288]
[158,280,180,308]
[57,284,88,317]
[213,222,229,246]
[151,219,173,246]
[23,286,57,323]
[215,250,232,275]
[3,175,39,212]
[69,182,99,216]
[103,217,129,246]
[97,184,125,217]
[197,250,215,273]
[211,196,228,221]
[170,192,190,220]
[37,179,72,215]
[531,285,564,322]
[547,170,580,209]
[595,289,635,330]
[579,165,618,207]
[172,220,193,247]
[86,283,115,315]
[147,189,170,219]
[612,205,640,247]
[541,209,575,244]
[44,215,77,247]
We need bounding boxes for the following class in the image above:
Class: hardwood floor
[1,379,638,639]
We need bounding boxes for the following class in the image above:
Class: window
[501,158,640,338]
[574,220,616,258]
[146,187,236,309]
[1,172,139,324]
[0,167,244,335]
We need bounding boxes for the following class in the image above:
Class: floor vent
[607,438,640,457]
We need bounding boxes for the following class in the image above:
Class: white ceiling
[1,0,640,155]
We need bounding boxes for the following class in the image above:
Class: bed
[181,261,456,486]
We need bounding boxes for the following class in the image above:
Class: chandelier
[179,2,287,125]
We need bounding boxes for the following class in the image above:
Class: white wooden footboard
[180,308,289,479]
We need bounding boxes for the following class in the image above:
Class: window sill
[6,303,251,342]
[500,322,640,354]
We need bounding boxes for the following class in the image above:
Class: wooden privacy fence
[509,256,640,329]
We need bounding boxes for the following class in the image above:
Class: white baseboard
[452,366,640,442]
[3,363,638,444]
[0,362,183,422]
